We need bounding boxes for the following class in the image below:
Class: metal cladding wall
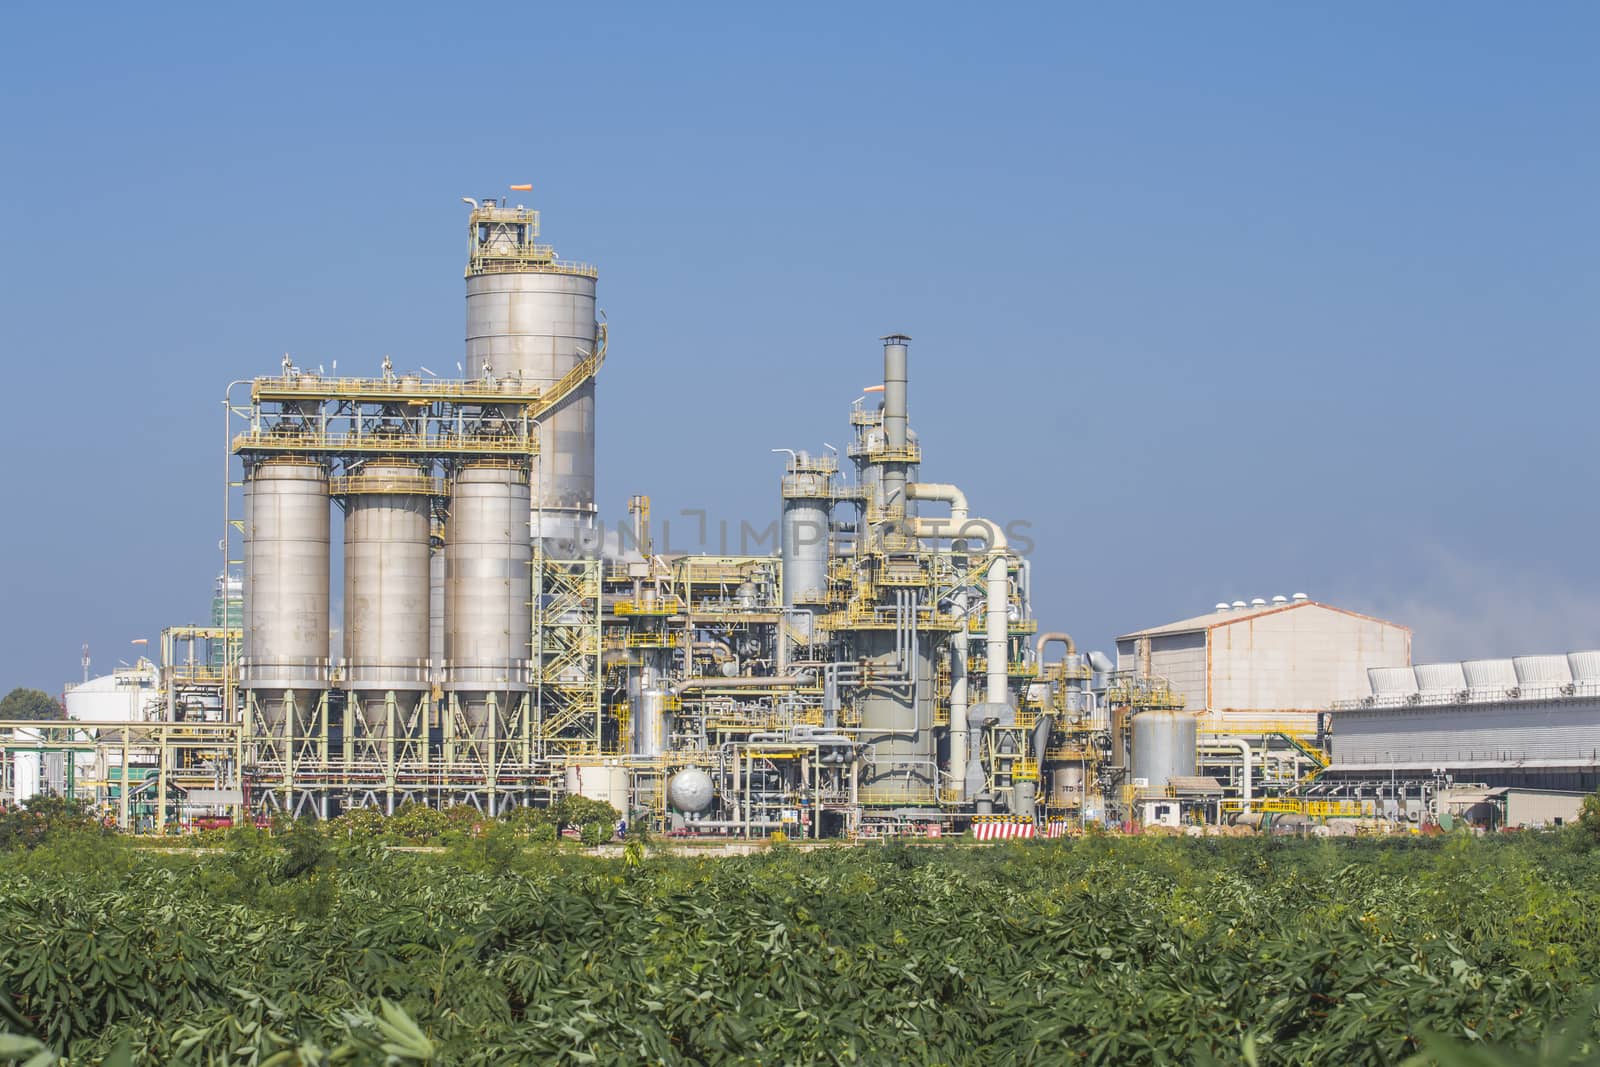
[1330,697,1600,788]
[465,271,597,551]
[1116,632,1206,710]
[1209,606,1408,713]
[1118,602,1410,731]
[241,460,330,716]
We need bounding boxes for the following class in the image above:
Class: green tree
[0,688,64,721]
[1579,787,1600,844]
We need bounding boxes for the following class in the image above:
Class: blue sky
[0,3,1596,690]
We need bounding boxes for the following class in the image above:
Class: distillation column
[444,462,533,744]
[341,462,433,741]
[780,451,834,645]
[240,459,331,734]
[854,336,937,804]
[463,199,600,556]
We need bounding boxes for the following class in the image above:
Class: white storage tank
[666,767,715,814]
[564,761,630,814]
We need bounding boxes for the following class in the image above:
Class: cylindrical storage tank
[1130,710,1197,795]
[466,265,598,556]
[1013,779,1037,819]
[1413,662,1467,693]
[1367,666,1419,696]
[632,688,669,757]
[1513,654,1572,687]
[1568,651,1600,687]
[564,761,629,814]
[1463,658,1518,692]
[667,767,715,814]
[342,462,433,728]
[445,462,533,735]
[1050,765,1084,807]
[12,734,41,804]
[241,460,330,725]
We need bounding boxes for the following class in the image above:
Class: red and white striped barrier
[1044,821,1070,838]
[972,819,1035,840]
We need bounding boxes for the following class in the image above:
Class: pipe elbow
[1037,631,1077,663]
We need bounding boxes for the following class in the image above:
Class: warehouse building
[1327,652,1600,795]
[1117,596,1411,736]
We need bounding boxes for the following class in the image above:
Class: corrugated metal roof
[1118,600,1407,641]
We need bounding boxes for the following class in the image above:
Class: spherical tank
[465,270,598,554]
[445,462,533,734]
[241,460,330,724]
[342,463,433,719]
[1130,710,1197,795]
[666,767,715,814]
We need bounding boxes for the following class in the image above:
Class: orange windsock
[862,385,885,393]
[509,184,533,191]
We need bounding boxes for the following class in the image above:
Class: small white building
[1117,597,1411,736]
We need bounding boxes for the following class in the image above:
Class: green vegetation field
[4,809,1600,1065]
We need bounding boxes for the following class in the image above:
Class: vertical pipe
[985,557,1010,706]
[881,335,909,508]
[948,588,969,802]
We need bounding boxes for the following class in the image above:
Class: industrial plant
[2,192,1592,837]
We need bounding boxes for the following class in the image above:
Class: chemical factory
[1,192,1592,837]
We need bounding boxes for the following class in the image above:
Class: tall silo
[341,461,433,732]
[240,459,331,728]
[445,461,533,736]
[463,199,600,557]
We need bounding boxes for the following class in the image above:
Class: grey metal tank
[341,462,433,728]
[463,202,599,556]
[780,451,833,642]
[856,628,937,803]
[241,460,331,727]
[1130,709,1197,795]
[445,461,533,734]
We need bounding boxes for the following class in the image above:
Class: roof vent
[1291,592,1309,602]
[1250,598,1267,607]
[1271,595,1288,604]
[1230,600,1247,610]
[1214,602,1231,612]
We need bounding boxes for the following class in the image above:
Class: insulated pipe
[948,588,970,801]
[1036,632,1077,664]
[675,676,809,691]
[881,335,910,509]
[983,557,1010,706]
[1199,738,1253,813]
